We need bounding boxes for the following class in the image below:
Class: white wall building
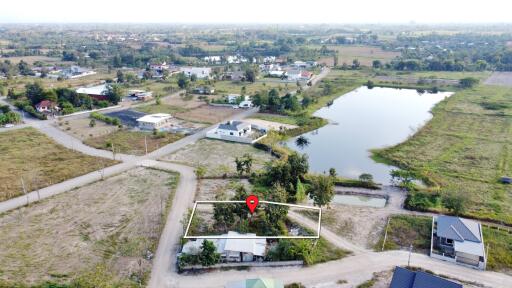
[179,67,212,79]
[136,113,173,130]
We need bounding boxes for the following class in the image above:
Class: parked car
[4,124,14,128]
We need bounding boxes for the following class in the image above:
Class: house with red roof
[35,100,59,113]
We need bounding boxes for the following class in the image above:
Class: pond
[286,86,452,184]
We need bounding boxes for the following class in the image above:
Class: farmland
[0,128,118,201]
[0,168,179,286]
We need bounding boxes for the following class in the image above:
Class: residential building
[35,100,59,113]
[61,66,96,79]
[390,266,462,288]
[128,90,153,101]
[181,231,267,263]
[179,67,212,79]
[239,100,253,108]
[136,113,173,130]
[76,84,109,101]
[206,120,267,144]
[431,215,486,270]
[193,86,215,95]
[227,94,241,104]
[225,278,284,288]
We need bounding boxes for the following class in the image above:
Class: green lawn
[374,84,512,224]
[484,227,512,271]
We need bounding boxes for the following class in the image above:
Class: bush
[90,112,121,126]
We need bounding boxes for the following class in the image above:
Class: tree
[459,77,479,89]
[358,173,374,184]
[105,84,123,104]
[244,67,257,83]
[116,70,125,83]
[190,74,198,82]
[25,82,45,105]
[390,169,416,189]
[89,119,96,127]
[177,73,189,89]
[366,80,375,89]
[199,240,220,267]
[328,168,337,178]
[308,175,334,207]
[295,179,307,203]
[442,193,466,215]
[372,60,382,69]
[333,51,339,67]
[301,95,312,108]
[352,59,361,69]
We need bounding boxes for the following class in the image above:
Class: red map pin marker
[246,195,259,214]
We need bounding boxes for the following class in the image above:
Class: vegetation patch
[375,215,432,253]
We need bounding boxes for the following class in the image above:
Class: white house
[136,113,173,130]
[206,120,266,144]
[217,120,252,137]
[431,215,486,270]
[179,67,212,79]
[61,66,96,79]
[35,100,59,113]
[239,100,253,108]
[76,84,109,101]
[182,231,267,263]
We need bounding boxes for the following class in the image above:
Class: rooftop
[136,113,172,123]
[76,84,109,96]
[436,216,482,243]
[218,120,251,131]
[390,267,462,288]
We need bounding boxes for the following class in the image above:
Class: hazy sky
[0,0,511,23]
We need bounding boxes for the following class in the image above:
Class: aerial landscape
[1,1,512,287]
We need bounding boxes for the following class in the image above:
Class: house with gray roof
[390,266,462,288]
[430,215,486,270]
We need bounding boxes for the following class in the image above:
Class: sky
[0,0,511,24]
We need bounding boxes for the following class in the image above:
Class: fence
[180,260,303,272]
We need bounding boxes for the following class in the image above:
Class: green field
[0,128,118,201]
[376,215,432,253]
[374,85,512,224]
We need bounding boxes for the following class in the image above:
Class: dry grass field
[0,128,118,201]
[84,130,185,156]
[161,139,274,177]
[317,45,400,66]
[55,117,120,141]
[0,168,178,286]
[484,72,512,87]
[0,56,64,64]
[175,105,240,124]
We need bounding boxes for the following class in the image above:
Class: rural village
[1,18,512,288]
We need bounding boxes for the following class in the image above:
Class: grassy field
[201,79,296,95]
[0,128,118,201]
[484,227,512,272]
[373,85,512,224]
[375,215,432,253]
[84,130,184,156]
[0,168,178,287]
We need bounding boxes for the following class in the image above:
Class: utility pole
[21,176,28,205]
[145,135,148,155]
[408,244,413,267]
[112,142,116,160]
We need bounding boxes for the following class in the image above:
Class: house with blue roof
[390,266,462,288]
[430,215,486,270]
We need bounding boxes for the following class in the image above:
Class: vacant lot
[196,178,250,201]
[161,139,274,177]
[0,168,178,286]
[317,45,400,66]
[134,103,190,115]
[0,128,117,201]
[55,117,120,141]
[175,105,241,124]
[0,55,62,64]
[212,79,295,95]
[84,130,184,155]
[484,72,512,87]
[374,85,512,224]
[376,215,432,253]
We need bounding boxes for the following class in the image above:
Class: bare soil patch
[161,92,204,109]
[484,72,512,87]
[161,139,274,177]
[318,45,400,66]
[55,117,119,141]
[196,178,250,201]
[175,105,241,124]
[0,168,178,286]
